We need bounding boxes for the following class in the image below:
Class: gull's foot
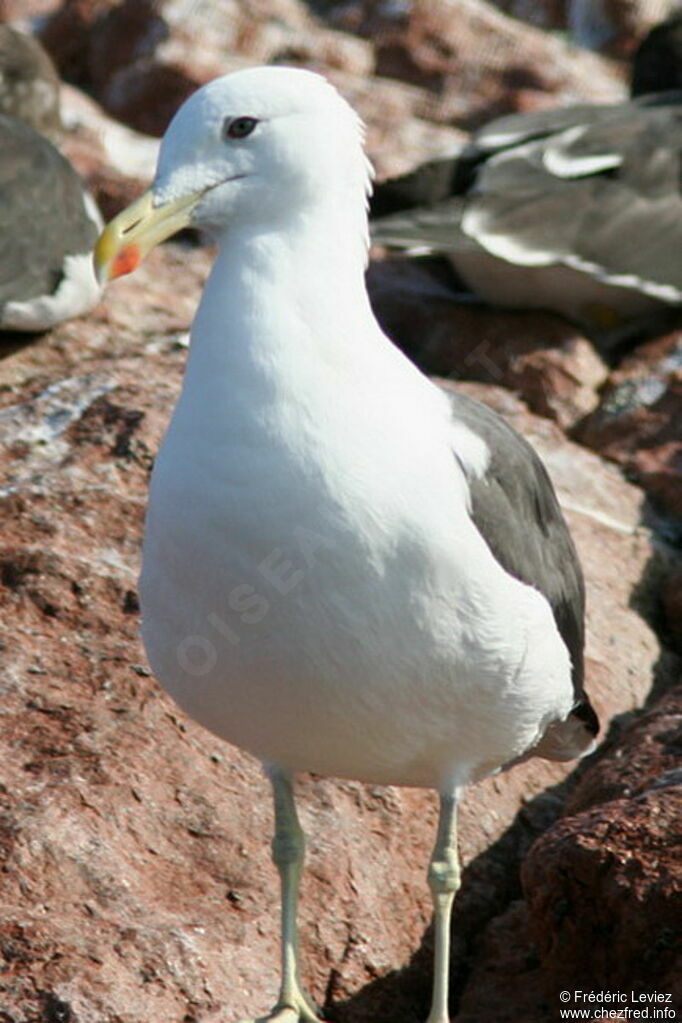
[237,994,324,1023]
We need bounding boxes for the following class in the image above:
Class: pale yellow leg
[238,769,323,1023]
[425,793,461,1023]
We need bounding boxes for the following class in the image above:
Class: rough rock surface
[522,682,682,1012]
[566,683,682,813]
[576,329,682,526]
[363,0,626,125]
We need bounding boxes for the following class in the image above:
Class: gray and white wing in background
[371,14,682,346]
[0,115,101,332]
[0,26,102,332]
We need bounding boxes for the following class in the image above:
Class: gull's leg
[425,791,461,1023]
[239,768,323,1023]
[270,768,321,1020]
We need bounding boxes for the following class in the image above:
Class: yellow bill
[94,188,201,285]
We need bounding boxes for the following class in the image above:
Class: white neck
[185,194,376,387]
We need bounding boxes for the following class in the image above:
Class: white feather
[138,67,575,794]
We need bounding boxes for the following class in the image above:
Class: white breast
[139,304,573,790]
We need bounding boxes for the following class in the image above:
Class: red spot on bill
[112,245,141,279]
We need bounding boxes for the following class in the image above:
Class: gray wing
[470,102,624,153]
[370,195,473,252]
[368,105,619,220]
[0,115,98,309]
[440,385,597,740]
[371,93,682,301]
[369,104,620,227]
[464,94,682,298]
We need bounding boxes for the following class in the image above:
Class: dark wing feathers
[368,156,460,219]
[0,114,98,308]
[440,386,588,707]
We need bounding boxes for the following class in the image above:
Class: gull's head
[95,66,372,283]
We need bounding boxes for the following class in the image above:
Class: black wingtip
[571,698,600,737]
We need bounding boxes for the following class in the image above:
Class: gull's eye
[224,116,259,140]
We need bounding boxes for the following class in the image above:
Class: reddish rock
[368,257,608,429]
[576,330,682,524]
[566,684,682,813]
[370,0,626,128]
[84,0,167,93]
[523,782,682,1004]
[521,672,682,1007]
[464,777,682,1020]
[40,0,204,134]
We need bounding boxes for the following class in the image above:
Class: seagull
[370,14,682,348]
[94,66,599,1023]
[0,26,101,332]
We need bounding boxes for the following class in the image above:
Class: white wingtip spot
[450,421,490,480]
